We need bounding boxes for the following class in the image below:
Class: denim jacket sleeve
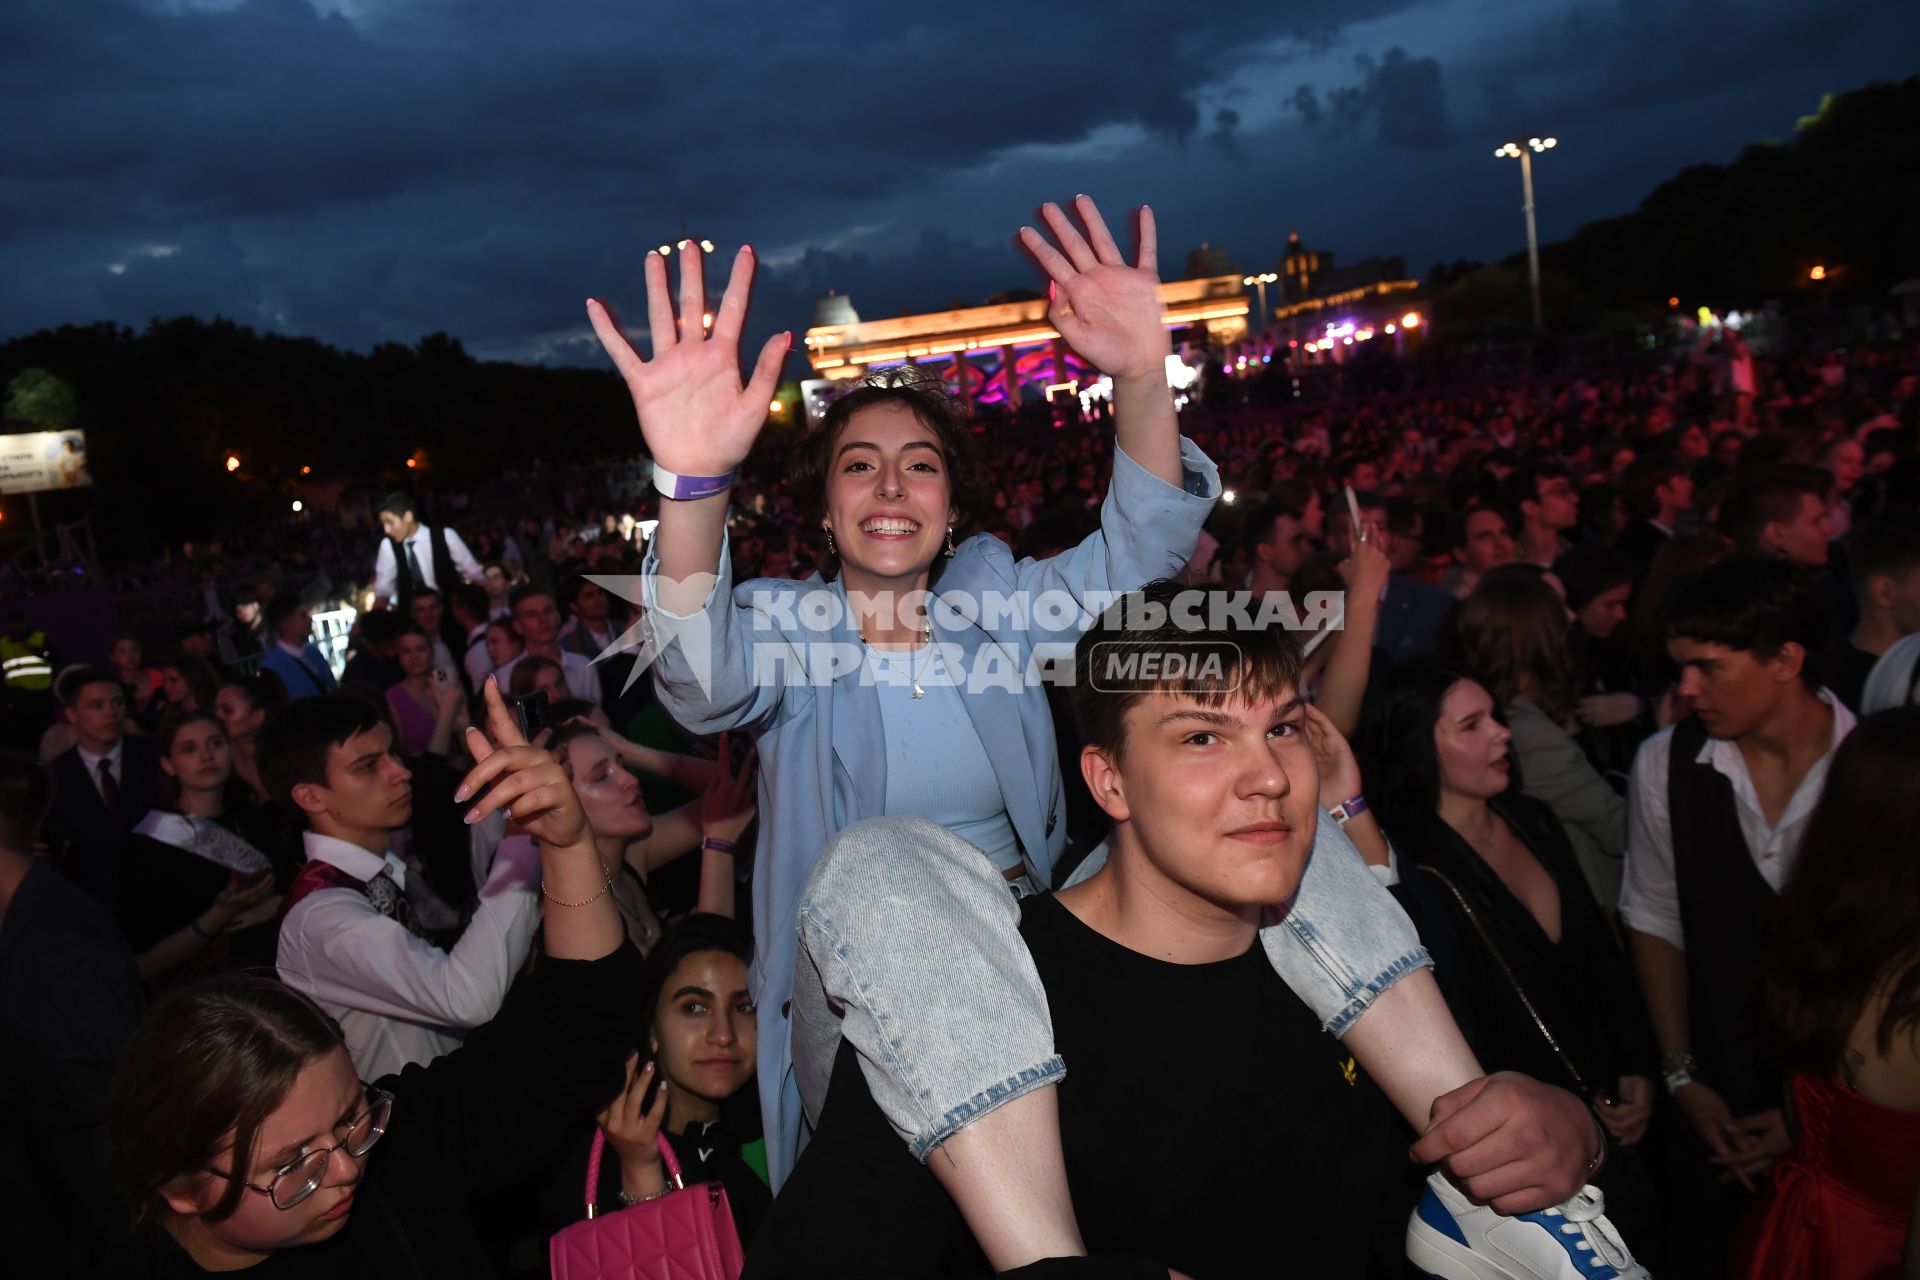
[639,529,805,736]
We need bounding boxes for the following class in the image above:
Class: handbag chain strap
[1414,863,1593,1099]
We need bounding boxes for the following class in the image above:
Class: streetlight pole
[1242,272,1277,327]
[1496,136,1556,335]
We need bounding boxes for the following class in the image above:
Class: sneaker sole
[1406,1216,1530,1280]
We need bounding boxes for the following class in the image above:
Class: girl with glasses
[107,679,647,1274]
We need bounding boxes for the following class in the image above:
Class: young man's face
[1761,494,1833,567]
[512,593,562,648]
[1086,687,1320,912]
[378,510,417,541]
[408,594,442,632]
[69,680,127,746]
[294,724,414,833]
[570,581,611,623]
[1455,509,1515,576]
[1668,637,1801,739]
[1655,471,1695,515]
[1255,514,1312,582]
[1525,475,1580,533]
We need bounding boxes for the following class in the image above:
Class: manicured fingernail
[463,808,481,825]
[453,783,471,802]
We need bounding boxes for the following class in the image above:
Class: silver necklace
[860,619,934,699]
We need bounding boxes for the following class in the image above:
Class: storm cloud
[2,0,1913,363]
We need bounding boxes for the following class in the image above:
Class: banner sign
[0,430,92,495]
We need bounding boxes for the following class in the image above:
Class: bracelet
[1663,1068,1697,1095]
[1583,1107,1608,1180]
[540,859,615,909]
[1659,1050,1698,1074]
[190,917,217,942]
[651,463,733,502]
[1327,794,1369,826]
[701,836,736,855]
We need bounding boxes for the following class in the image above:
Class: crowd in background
[2,327,1918,1278]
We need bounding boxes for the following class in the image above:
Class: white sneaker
[1406,1172,1652,1279]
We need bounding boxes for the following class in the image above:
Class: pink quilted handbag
[549,1129,745,1280]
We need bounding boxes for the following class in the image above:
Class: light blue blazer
[642,437,1220,1185]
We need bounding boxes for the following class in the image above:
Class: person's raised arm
[1019,197,1179,488]
[585,248,788,617]
[1316,535,1389,737]
[459,676,622,961]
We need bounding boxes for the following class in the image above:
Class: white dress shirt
[1619,692,1855,951]
[75,738,125,803]
[494,650,603,705]
[275,830,542,1079]
[371,524,485,604]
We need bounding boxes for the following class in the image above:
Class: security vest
[0,631,53,690]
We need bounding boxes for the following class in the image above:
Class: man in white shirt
[496,583,602,706]
[261,695,541,1079]
[1620,555,1849,1270]
[372,492,485,606]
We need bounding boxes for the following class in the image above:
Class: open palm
[586,245,789,478]
[1019,196,1168,381]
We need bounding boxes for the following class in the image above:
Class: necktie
[365,869,427,938]
[97,757,121,823]
[405,538,426,591]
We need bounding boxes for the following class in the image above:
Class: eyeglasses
[205,1087,393,1210]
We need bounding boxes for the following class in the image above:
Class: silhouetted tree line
[0,320,633,556]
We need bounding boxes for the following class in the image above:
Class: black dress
[1391,793,1663,1258]
[116,804,297,979]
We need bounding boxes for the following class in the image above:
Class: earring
[823,525,836,556]
[945,525,956,558]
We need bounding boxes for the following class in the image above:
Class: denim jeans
[793,812,1430,1160]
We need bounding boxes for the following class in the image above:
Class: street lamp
[1242,272,1278,325]
[1495,135,1557,334]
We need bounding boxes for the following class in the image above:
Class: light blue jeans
[792,813,1431,1159]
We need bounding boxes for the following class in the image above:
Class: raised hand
[598,1051,671,1200]
[1019,196,1168,382]
[1301,703,1363,811]
[457,676,590,853]
[697,730,758,843]
[586,245,790,478]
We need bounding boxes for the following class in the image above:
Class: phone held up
[512,688,552,742]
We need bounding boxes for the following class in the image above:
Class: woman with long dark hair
[1357,660,1662,1256]
[215,671,288,806]
[1731,706,1920,1278]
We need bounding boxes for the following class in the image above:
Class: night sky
[4,0,1914,367]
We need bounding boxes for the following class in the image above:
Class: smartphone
[432,666,452,690]
[512,688,552,741]
[1344,484,1367,544]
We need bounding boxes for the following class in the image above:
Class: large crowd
[2,195,1917,1280]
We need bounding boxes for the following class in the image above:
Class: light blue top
[642,436,1221,1186]
[870,644,1023,873]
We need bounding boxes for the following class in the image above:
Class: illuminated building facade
[801,276,1249,421]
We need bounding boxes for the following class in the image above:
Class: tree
[5,367,78,429]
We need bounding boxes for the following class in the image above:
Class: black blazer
[48,737,160,907]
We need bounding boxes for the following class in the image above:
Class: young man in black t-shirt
[749,583,1639,1279]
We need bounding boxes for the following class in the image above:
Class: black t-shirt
[1826,641,1880,713]
[746,893,1393,1278]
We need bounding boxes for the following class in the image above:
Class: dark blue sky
[3,0,1914,366]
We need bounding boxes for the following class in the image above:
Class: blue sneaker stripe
[1416,1187,1470,1248]
[1513,1210,1609,1273]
